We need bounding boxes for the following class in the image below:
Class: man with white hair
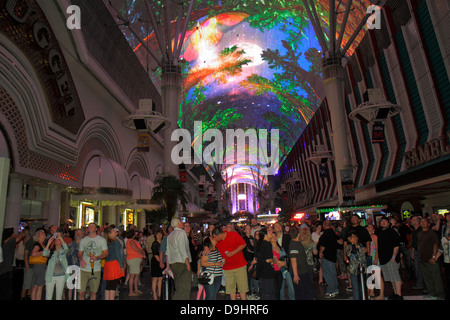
[166,218,192,300]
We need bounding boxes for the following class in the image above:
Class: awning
[128,175,161,210]
[131,175,153,199]
[183,202,204,214]
[72,156,132,205]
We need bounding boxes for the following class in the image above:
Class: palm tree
[151,174,188,222]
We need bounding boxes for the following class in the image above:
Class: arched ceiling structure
[105,0,378,187]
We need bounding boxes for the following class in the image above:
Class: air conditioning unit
[139,99,155,112]
[363,88,384,102]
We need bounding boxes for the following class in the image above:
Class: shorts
[381,260,401,282]
[79,270,101,293]
[22,267,34,290]
[31,264,47,287]
[224,266,249,295]
[105,278,120,291]
[127,258,142,275]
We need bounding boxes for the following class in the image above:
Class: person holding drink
[77,223,108,300]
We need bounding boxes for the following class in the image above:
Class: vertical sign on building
[372,122,385,143]
[137,133,150,152]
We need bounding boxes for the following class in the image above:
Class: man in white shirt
[166,218,192,300]
[77,223,108,300]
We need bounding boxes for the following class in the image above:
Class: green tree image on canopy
[107,0,375,187]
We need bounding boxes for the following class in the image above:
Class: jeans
[337,249,347,274]
[350,273,362,300]
[321,258,338,294]
[259,278,276,300]
[444,263,450,300]
[292,272,315,300]
[280,269,295,300]
[413,249,424,288]
[204,275,222,300]
[399,243,414,279]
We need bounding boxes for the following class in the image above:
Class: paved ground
[118,264,445,301]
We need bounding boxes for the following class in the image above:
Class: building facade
[0,0,201,236]
[279,0,450,218]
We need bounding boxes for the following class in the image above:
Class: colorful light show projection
[108,0,376,187]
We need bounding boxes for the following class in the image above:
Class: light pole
[301,0,385,205]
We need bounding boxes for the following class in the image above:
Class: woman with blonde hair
[29,229,48,300]
[300,225,318,282]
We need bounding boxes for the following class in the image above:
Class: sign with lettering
[137,133,150,152]
[319,164,328,178]
[372,122,385,143]
[404,132,450,169]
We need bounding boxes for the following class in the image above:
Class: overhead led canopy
[106,0,381,185]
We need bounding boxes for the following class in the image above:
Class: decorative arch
[0,33,79,165]
[126,151,151,180]
[152,163,163,181]
[76,117,124,166]
[0,123,12,165]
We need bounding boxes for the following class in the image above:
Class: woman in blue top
[103,226,124,300]
[43,232,69,300]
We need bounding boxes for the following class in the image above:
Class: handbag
[198,254,218,285]
[29,244,48,265]
[198,271,213,285]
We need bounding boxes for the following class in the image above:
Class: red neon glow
[293,213,305,220]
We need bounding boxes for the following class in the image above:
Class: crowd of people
[0,211,449,301]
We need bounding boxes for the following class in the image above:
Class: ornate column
[4,176,23,232]
[161,63,182,176]
[322,56,353,205]
[47,186,61,227]
[0,158,11,239]
[301,0,381,205]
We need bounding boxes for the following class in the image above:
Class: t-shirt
[202,248,223,277]
[24,238,34,264]
[289,240,309,276]
[417,230,439,262]
[377,228,400,265]
[242,234,255,262]
[345,225,371,248]
[411,227,422,250]
[78,235,108,272]
[215,231,247,271]
[317,229,338,263]
[0,238,16,274]
[396,224,412,244]
[255,240,276,279]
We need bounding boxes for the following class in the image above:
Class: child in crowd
[345,231,367,300]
